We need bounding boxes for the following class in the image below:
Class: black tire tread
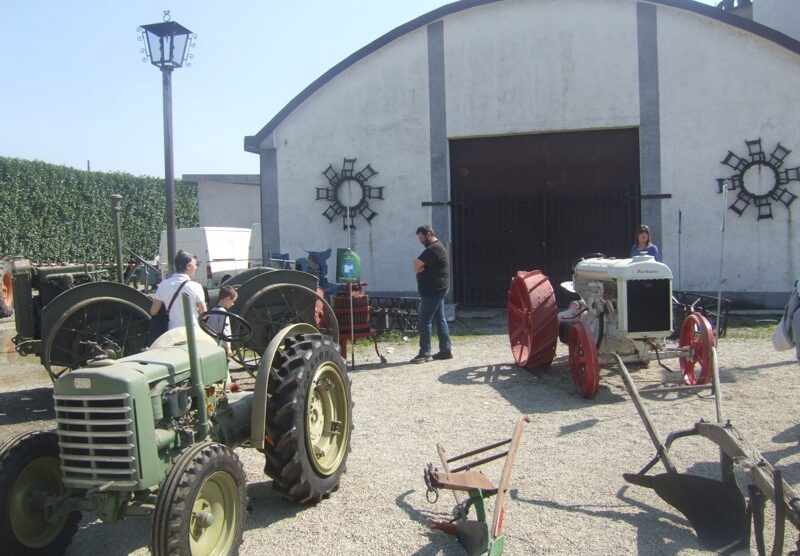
[263,333,352,504]
[0,430,80,556]
[151,442,247,556]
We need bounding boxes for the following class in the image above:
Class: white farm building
[242,0,800,308]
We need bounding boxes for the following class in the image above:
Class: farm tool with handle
[615,350,800,554]
[422,414,531,556]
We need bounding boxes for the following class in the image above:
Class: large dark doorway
[450,128,640,307]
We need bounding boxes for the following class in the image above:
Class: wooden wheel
[568,322,600,399]
[507,270,558,370]
[679,312,715,385]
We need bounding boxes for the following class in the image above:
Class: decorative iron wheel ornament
[316,158,384,229]
[717,138,799,219]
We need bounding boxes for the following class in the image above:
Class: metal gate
[450,128,641,307]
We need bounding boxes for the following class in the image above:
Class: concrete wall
[248,0,800,305]
[655,3,800,302]
[265,27,432,293]
[183,174,260,229]
[755,0,800,42]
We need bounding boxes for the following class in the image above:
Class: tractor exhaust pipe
[182,294,210,441]
[110,194,124,284]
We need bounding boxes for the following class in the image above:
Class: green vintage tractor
[0,297,352,555]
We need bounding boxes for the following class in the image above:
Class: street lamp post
[138,12,194,275]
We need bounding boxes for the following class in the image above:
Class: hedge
[0,157,198,264]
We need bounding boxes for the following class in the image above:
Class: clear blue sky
[1,0,719,178]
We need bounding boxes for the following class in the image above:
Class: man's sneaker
[410,353,433,364]
[432,350,453,360]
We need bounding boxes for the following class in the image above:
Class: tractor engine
[559,255,673,360]
[51,341,250,496]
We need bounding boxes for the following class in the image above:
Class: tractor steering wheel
[198,309,253,343]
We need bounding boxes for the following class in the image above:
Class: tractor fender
[41,281,152,345]
[250,322,318,450]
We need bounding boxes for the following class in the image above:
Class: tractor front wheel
[265,333,353,503]
[151,443,247,556]
[568,322,601,399]
[679,312,716,385]
[0,431,81,555]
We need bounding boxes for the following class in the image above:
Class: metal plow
[422,414,530,556]
[615,350,800,555]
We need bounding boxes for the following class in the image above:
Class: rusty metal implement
[423,414,531,556]
[615,350,800,555]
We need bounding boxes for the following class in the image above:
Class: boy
[207,285,238,357]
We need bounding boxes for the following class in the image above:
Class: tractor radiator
[54,393,139,489]
[626,278,671,333]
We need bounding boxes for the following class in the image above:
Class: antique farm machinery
[8,253,337,381]
[10,259,152,381]
[615,350,800,554]
[508,254,716,398]
[422,415,531,556]
[0,297,352,555]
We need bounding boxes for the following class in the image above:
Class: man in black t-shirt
[411,225,453,363]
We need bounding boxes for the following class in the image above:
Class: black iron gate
[450,129,641,307]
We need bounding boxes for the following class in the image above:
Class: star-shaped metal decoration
[716,138,798,220]
[315,158,384,229]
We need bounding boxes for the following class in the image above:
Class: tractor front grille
[54,393,139,489]
[626,278,671,333]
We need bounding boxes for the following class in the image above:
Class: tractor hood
[54,342,229,397]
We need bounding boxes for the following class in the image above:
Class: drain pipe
[182,294,210,441]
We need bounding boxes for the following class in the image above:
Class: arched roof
[244,0,800,154]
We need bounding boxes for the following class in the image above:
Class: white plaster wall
[272,28,431,292]
[259,0,800,297]
[198,180,261,229]
[656,4,800,293]
[444,0,640,137]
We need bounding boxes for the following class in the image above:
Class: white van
[248,223,292,269]
[159,227,252,288]
[249,223,263,268]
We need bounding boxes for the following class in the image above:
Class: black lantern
[138,12,195,274]
[140,20,193,69]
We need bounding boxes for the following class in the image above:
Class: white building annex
[244,0,800,308]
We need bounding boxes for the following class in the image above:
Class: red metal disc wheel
[507,270,558,370]
[679,312,715,385]
[568,322,600,399]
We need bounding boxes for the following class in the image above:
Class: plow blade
[624,473,749,553]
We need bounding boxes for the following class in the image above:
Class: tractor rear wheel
[264,333,352,503]
[0,270,12,317]
[151,442,246,556]
[507,270,558,370]
[568,322,600,399]
[0,431,81,555]
[679,312,716,385]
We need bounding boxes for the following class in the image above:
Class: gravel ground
[1,313,799,555]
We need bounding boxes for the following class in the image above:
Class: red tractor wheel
[507,270,558,370]
[0,271,12,317]
[679,313,715,385]
[568,322,600,399]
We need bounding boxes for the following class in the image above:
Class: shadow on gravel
[0,386,54,426]
[511,486,699,555]
[245,481,303,529]
[76,517,150,554]
[727,359,798,374]
[437,361,625,415]
[394,489,464,556]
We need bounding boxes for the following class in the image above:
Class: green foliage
[0,157,198,263]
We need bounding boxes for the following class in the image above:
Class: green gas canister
[336,248,361,283]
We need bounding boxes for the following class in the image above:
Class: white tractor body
[560,255,673,361]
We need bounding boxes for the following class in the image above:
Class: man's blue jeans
[417,294,451,356]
